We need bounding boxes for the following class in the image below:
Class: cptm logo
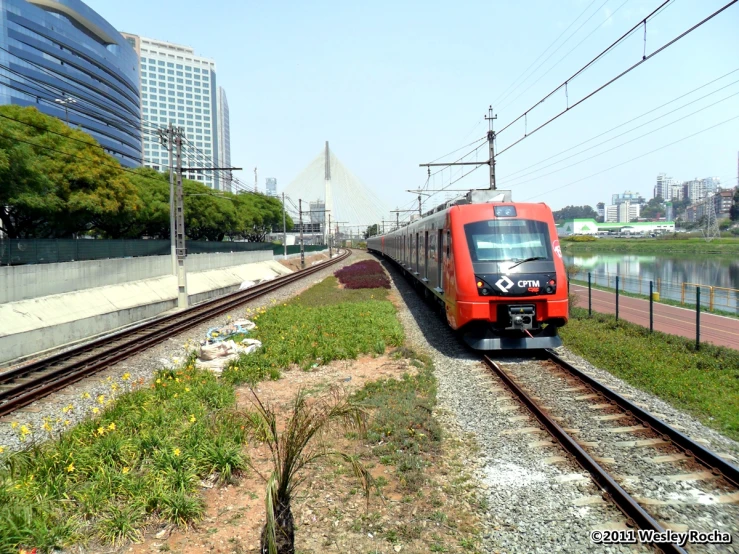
[553,240,562,259]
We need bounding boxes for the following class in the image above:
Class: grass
[561,307,739,440]
[561,236,739,254]
[0,362,247,552]
[570,278,739,320]
[352,348,442,492]
[222,278,403,384]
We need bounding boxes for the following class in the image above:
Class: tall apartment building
[655,173,673,199]
[612,191,645,205]
[122,33,228,190]
[216,86,231,192]
[685,189,735,222]
[266,178,277,197]
[1,0,141,166]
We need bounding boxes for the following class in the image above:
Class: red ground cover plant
[334,260,391,289]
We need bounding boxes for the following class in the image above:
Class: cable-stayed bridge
[283,142,390,239]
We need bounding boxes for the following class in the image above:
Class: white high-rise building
[655,173,673,200]
[606,202,640,223]
[216,87,232,192]
[122,34,222,189]
[266,178,277,197]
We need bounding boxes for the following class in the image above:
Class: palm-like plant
[246,387,374,554]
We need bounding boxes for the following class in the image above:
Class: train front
[452,202,569,350]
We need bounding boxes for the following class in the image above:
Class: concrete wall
[0,250,274,304]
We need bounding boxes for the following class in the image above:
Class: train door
[424,231,429,280]
[437,229,443,289]
[415,233,419,274]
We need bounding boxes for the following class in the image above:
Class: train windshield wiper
[507,256,546,269]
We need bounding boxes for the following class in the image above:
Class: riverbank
[561,236,739,255]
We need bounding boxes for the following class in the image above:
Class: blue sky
[87,0,739,220]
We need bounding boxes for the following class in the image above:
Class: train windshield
[464,219,552,262]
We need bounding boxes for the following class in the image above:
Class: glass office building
[123,34,224,190]
[0,0,142,166]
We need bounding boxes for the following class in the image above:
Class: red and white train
[367,190,568,350]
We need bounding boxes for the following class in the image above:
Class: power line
[496,0,610,110]
[499,0,633,113]
[499,83,739,187]
[520,113,739,201]
[500,67,739,179]
[496,0,738,156]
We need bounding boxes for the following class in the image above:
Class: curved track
[0,250,351,417]
[483,351,739,554]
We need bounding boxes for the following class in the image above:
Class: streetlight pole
[282,192,287,259]
[54,96,77,124]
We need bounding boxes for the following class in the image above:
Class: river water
[563,252,739,314]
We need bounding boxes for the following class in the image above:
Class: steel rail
[545,350,739,489]
[482,355,686,554]
[0,250,351,417]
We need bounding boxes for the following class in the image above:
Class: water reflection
[564,254,739,313]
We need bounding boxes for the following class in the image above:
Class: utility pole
[254,167,258,193]
[174,128,188,308]
[485,105,497,190]
[396,211,399,230]
[282,192,287,259]
[299,199,305,269]
[418,195,422,216]
[328,213,332,258]
[418,104,498,190]
[158,123,177,275]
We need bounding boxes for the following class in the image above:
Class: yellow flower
[111,383,119,391]
[173,448,181,457]
[64,420,71,426]
[20,425,30,436]
[97,427,105,436]
[185,387,190,392]
[97,395,105,405]
[106,376,112,382]
[10,422,18,429]
[173,393,178,398]
[82,392,91,399]
[92,407,99,414]
[108,422,116,431]
[43,421,52,432]
[122,372,131,381]
[156,378,161,384]
[189,414,196,423]
[0,446,5,454]
[62,404,74,413]
[122,467,130,474]
[66,463,75,473]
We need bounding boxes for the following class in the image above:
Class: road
[570,284,739,350]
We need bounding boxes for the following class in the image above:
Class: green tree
[640,197,665,219]
[364,224,379,238]
[0,105,139,238]
[552,205,598,223]
[730,188,739,221]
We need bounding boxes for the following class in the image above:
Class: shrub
[335,260,391,289]
[563,235,597,242]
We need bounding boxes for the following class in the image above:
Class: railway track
[483,351,739,554]
[0,249,351,418]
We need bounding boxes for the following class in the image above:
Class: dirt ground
[123,351,482,554]
[277,252,330,272]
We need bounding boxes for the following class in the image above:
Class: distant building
[122,33,223,189]
[558,219,674,236]
[1,0,142,166]
[655,174,673,199]
[266,178,277,197]
[611,191,645,205]
[605,201,640,223]
[665,202,674,222]
[685,188,735,222]
[596,202,605,220]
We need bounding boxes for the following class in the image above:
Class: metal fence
[0,239,274,266]
[570,269,739,315]
[272,245,328,256]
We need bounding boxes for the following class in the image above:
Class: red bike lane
[570,285,739,351]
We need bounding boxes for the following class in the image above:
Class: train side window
[446,231,451,256]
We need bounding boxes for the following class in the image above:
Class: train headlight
[476,281,484,288]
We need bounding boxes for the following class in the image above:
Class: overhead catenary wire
[500,67,739,180]
[499,0,634,113]
[496,0,612,111]
[521,113,739,201]
[496,0,738,155]
[498,84,739,187]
